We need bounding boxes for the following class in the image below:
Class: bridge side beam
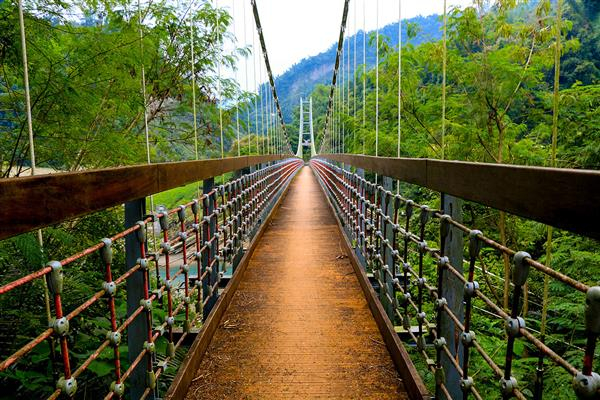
[438,193,464,400]
[124,198,154,400]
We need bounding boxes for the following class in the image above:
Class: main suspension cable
[251,0,291,154]
[321,0,350,154]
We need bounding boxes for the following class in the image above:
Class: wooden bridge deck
[180,166,408,399]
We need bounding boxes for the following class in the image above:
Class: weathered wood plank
[174,167,418,400]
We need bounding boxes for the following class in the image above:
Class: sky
[218,0,473,90]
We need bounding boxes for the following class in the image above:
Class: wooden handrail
[319,154,600,240]
[0,155,291,240]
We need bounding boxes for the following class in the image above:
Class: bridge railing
[311,155,600,400]
[0,156,302,399]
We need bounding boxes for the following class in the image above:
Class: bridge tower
[295,97,317,158]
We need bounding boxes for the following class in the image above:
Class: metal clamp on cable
[110,382,125,397]
[143,341,155,354]
[512,251,531,286]
[102,281,117,297]
[158,207,169,232]
[461,331,476,346]
[464,281,480,298]
[438,256,449,269]
[500,376,518,397]
[51,317,69,337]
[57,377,77,397]
[460,377,474,393]
[505,317,525,337]
[469,230,482,260]
[100,238,113,264]
[573,372,600,399]
[137,257,148,270]
[573,286,600,398]
[106,331,121,347]
[420,205,430,226]
[46,261,63,295]
[585,286,600,334]
[140,298,153,312]
[398,291,411,305]
[135,221,146,242]
[433,337,446,350]
[405,200,414,219]
[160,242,171,254]
[435,297,447,310]
[146,370,157,390]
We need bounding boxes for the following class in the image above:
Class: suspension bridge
[2,0,600,399]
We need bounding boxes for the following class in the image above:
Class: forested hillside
[271,14,442,122]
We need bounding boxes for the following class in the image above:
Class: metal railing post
[201,178,216,319]
[380,176,395,319]
[124,198,153,400]
[438,193,464,399]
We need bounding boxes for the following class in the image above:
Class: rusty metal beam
[319,154,600,240]
[0,155,289,240]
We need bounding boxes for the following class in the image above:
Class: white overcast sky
[218,0,473,91]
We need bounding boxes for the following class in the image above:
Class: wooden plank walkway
[184,166,408,399]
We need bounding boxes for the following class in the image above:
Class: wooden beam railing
[0,155,288,240]
[319,154,600,240]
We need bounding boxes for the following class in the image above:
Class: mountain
[270,14,443,123]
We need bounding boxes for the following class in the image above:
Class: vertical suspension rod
[322,0,350,153]
[250,0,290,153]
